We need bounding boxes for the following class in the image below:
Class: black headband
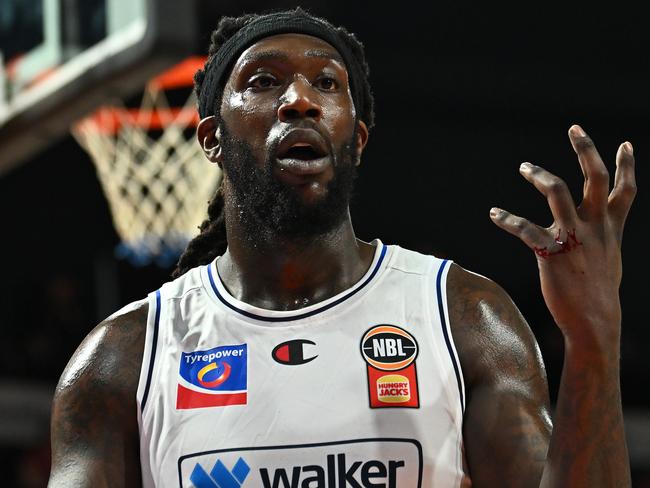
[198,12,369,124]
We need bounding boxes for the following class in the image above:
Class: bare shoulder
[446,263,552,487]
[48,300,148,487]
[54,301,148,400]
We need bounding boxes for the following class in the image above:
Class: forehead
[232,33,345,72]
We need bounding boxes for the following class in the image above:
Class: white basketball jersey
[136,240,469,487]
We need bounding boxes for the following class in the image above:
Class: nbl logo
[361,325,418,370]
[360,325,420,408]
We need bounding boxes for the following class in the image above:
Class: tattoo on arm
[48,305,147,488]
[447,264,552,487]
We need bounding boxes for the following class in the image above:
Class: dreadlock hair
[171,7,375,278]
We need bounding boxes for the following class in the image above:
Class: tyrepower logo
[360,325,419,408]
[179,439,422,488]
[176,344,248,409]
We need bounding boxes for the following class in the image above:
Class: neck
[218,210,375,311]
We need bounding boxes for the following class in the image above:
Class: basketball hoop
[72,56,221,267]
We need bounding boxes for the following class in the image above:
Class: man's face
[215,33,368,240]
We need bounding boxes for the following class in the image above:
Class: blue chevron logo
[190,457,250,488]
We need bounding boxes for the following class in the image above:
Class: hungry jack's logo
[177,344,248,409]
[360,325,419,408]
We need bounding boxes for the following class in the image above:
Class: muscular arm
[48,304,147,488]
[449,264,552,487]
[454,126,633,487]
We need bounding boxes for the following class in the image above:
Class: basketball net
[72,56,221,267]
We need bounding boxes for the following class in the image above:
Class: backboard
[0,0,197,175]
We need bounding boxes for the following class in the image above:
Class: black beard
[220,124,358,243]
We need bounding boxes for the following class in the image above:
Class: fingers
[519,162,577,226]
[608,141,637,231]
[568,125,610,216]
[490,208,547,250]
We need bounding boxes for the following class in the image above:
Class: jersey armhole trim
[436,260,466,413]
[140,289,161,413]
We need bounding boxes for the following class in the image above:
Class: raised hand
[489,125,635,486]
[490,125,636,347]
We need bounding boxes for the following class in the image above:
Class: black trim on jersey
[177,437,423,488]
[206,244,387,322]
[436,259,465,412]
[140,289,161,413]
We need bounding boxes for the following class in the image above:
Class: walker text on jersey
[179,438,423,488]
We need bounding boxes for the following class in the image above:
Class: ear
[197,116,223,166]
[354,120,369,166]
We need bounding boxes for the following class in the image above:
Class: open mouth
[281,143,323,161]
[275,129,331,176]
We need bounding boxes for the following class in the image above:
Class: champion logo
[190,457,250,488]
[272,339,318,365]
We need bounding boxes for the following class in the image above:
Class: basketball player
[47,9,636,488]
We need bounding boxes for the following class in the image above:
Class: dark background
[1,1,648,486]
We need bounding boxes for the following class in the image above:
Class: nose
[277,77,322,122]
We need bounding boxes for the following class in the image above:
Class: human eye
[248,73,278,90]
[314,75,339,91]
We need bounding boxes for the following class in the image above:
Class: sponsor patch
[179,438,422,488]
[190,457,250,488]
[176,344,247,409]
[272,339,318,365]
[360,325,419,408]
